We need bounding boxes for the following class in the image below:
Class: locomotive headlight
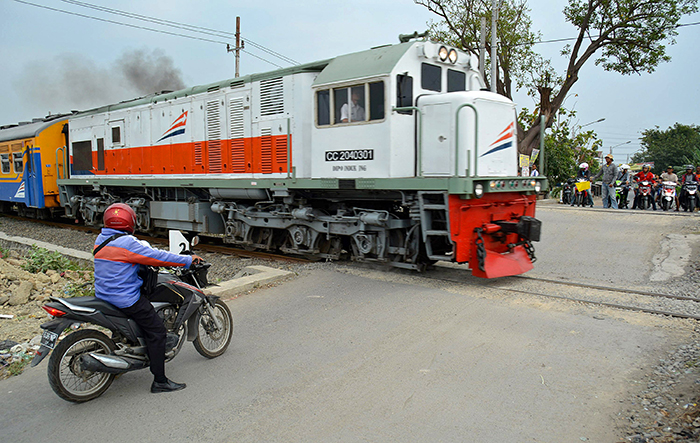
[448,49,458,64]
[438,46,449,61]
[474,183,484,198]
[490,181,496,189]
[534,181,542,193]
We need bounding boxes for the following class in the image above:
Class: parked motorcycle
[681,180,699,212]
[30,236,233,402]
[659,181,677,211]
[637,181,654,210]
[572,179,593,207]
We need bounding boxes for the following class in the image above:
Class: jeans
[602,183,618,209]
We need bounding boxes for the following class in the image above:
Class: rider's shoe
[151,378,187,393]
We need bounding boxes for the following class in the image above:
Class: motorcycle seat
[56,296,128,318]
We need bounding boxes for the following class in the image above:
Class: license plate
[41,330,59,350]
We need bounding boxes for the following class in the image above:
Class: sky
[1,0,698,162]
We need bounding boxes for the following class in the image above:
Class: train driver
[340,88,365,123]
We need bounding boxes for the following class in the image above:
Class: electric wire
[10,0,288,68]
[55,0,300,65]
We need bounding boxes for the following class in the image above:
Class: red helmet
[103,203,136,234]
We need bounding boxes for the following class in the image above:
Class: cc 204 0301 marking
[325,149,374,162]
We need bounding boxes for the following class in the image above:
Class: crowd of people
[563,155,700,211]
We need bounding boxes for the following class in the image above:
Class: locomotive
[0,36,545,278]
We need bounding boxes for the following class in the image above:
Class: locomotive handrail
[391,106,423,176]
[455,103,478,177]
[55,146,67,180]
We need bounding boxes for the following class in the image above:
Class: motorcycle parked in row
[30,235,233,402]
[659,181,677,211]
[616,181,630,209]
[680,180,699,212]
[561,178,575,205]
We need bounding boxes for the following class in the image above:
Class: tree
[416,0,699,154]
[631,123,700,173]
[520,107,601,185]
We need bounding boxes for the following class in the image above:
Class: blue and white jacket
[93,228,193,308]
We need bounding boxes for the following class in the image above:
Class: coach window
[12,152,23,173]
[421,63,441,92]
[447,69,466,92]
[316,90,330,126]
[0,154,10,174]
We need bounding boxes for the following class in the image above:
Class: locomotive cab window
[421,63,441,92]
[316,81,385,126]
[0,154,10,174]
[396,74,414,114]
[447,69,466,92]
[12,152,23,173]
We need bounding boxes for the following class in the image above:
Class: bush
[21,245,81,274]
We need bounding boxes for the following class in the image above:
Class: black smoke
[14,48,186,112]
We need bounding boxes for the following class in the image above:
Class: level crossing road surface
[1,203,697,442]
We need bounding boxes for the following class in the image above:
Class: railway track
[0,214,309,263]
[425,266,700,321]
[3,214,697,319]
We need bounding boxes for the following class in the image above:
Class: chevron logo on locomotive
[157,111,188,143]
[480,122,514,158]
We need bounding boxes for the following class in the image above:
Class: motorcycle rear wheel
[690,198,696,213]
[194,299,233,358]
[47,329,116,403]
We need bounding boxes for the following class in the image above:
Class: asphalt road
[1,204,697,443]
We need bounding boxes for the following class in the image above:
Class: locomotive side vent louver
[206,99,222,173]
[229,97,245,173]
[259,77,284,116]
[260,127,273,173]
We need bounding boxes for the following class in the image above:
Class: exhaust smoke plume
[14,48,186,113]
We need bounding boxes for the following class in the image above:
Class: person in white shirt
[530,164,539,177]
[340,90,365,123]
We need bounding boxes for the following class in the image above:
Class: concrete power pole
[490,0,499,93]
[226,17,244,77]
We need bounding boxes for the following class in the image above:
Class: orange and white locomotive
[51,37,544,277]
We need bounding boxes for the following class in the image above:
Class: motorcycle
[659,181,677,211]
[637,181,654,210]
[561,178,575,205]
[30,235,233,403]
[572,179,593,207]
[616,180,630,209]
[681,180,699,212]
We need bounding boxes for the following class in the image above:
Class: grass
[21,245,83,273]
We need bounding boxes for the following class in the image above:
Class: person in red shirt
[632,164,656,210]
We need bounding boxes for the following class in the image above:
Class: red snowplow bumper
[448,192,539,278]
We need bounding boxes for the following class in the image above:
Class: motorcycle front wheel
[194,299,233,358]
[47,329,116,403]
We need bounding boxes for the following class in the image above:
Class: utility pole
[490,0,498,93]
[226,17,244,77]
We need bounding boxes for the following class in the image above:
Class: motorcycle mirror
[169,230,190,254]
[191,236,200,247]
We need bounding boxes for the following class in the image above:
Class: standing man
[591,154,619,209]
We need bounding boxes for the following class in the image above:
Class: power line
[11,0,287,69]
[56,0,299,65]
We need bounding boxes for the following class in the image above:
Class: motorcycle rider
[659,165,679,211]
[591,154,618,209]
[618,164,631,208]
[632,164,656,210]
[680,165,699,210]
[572,162,593,206]
[93,203,203,393]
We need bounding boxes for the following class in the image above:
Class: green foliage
[21,245,81,274]
[520,107,601,185]
[631,123,700,174]
[1,353,32,378]
[64,281,95,298]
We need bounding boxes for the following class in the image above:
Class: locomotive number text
[325,149,374,162]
